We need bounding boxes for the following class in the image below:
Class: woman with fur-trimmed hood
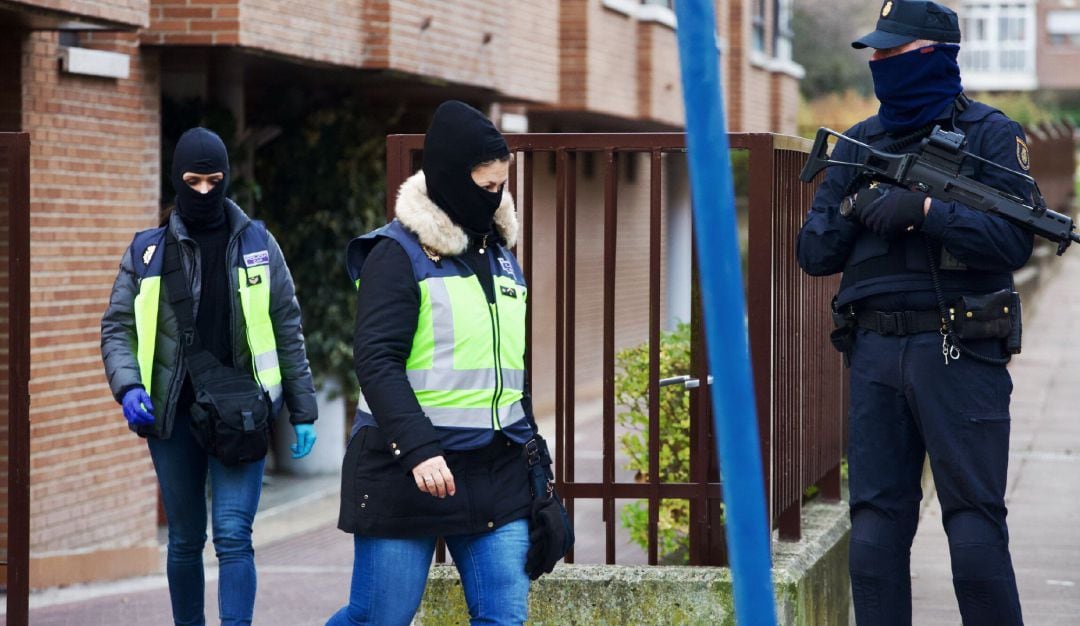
[328,102,559,625]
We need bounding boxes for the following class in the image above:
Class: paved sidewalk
[26,524,355,625]
[18,472,346,626]
[20,254,1080,624]
[910,252,1080,625]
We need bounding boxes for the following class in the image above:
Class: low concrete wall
[416,499,850,625]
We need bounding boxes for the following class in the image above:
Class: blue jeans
[148,406,265,626]
[326,518,531,626]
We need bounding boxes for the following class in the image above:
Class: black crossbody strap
[162,229,224,378]
[520,375,547,467]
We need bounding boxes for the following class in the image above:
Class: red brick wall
[145,0,561,104]
[561,0,589,109]
[143,0,239,46]
[22,30,161,587]
[727,0,746,131]
[586,2,639,119]
[775,73,799,135]
[727,0,793,134]
[502,0,560,105]
[238,0,365,65]
[1037,1,1080,90]
[640,21,682,128]
[383,1,506,94]
[11,0,149,28]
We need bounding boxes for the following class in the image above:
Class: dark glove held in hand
[856,188,927,240]
[525,496,567,580]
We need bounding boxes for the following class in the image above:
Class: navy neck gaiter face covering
[870,44,963,134]
[422,101,509,236]
[171,127,230,230]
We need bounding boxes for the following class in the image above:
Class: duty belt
[855,310,943,336]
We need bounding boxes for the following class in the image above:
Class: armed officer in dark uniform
[797,2,1030,624]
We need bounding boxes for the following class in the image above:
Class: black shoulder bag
[162,230,271,466]
[523,415,575,580]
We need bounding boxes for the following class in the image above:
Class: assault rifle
[800,126,1080,255]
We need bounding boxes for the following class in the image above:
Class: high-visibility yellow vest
[129,222,283,410]
[347,219,531,448]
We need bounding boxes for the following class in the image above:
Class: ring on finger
[424,475,434,483]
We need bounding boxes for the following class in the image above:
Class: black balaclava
[422,101,510,235]
[171,127,230,228]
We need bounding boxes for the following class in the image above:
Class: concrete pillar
[666,154,693,329]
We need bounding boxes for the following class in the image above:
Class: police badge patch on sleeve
[1016,137,1030,171]
[142,244,157,266]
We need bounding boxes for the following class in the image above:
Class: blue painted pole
[672,2,778,624]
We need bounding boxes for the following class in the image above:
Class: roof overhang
[0,0,138,31]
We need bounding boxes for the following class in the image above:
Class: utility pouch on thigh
[830,297,856,367]
[950,289,1013,341]
[1005,291,1022,355]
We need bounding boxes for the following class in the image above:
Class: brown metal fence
[1,132,31,625]
[1025,121,1077,216]
[386,132,844,566]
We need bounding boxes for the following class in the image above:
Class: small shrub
[615,322,694,563]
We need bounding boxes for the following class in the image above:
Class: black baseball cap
[852,0,961,50]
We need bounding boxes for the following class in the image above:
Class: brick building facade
[0,0,800,588]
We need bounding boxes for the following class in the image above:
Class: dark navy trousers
[847,328,1023,626]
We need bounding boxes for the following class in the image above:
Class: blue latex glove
[291,424,317,459]
[121,387,155,427]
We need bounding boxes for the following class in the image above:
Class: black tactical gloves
[854,185,928,240]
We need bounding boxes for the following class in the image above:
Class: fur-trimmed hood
[394,171,518,257]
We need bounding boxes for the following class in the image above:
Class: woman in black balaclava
[330,102,567,625]
[101,127,319,626]
[421,100,510,236]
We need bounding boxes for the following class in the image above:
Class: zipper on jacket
[473,248,503,430]
[489,301,504,429]
[226,224,250,372]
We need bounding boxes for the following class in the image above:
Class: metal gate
[386,132,844,566]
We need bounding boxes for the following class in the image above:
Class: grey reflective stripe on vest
[424,401,527,429]
[355,392,525,430]
[424,276,456,371]
[406,368,524,392]
[254,350,283,401]
[254,350,279,373]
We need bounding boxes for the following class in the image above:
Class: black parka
[100,201,317,439]
[338,172,533,538]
